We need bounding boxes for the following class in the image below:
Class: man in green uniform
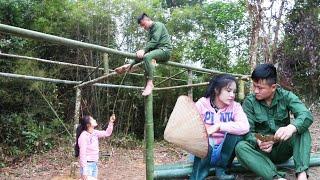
[115,13,172,96]
[235,64,313,180]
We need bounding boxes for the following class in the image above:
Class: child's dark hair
[137,13,149,24]
[204,74,236,102]
[251,63,277,85]
[74,115,91,157]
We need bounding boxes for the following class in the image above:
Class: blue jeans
[80,162,98,178]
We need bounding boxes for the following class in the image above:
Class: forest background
[0,0,319,168]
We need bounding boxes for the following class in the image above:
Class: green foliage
[275,0,320,103]
[0,113,58,160]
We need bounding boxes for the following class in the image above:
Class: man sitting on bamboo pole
[235,64,313,180]
[115,13,172,96]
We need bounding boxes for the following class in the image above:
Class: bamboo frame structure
[0,23,252,180]
[0,72,144,89]
[0,52,187,82]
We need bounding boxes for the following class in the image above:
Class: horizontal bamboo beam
[154,155,320,179]
[0,53,187,82]
[0,72,144,89]
[154,82,209,90]
[0,52,102,70]
[164,61,248,78]
[0,23,249,78]
[0,24,136,59]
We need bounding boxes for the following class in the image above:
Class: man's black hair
[251,63,277,85]
[137,13,149,24]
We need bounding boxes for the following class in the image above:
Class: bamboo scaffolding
[0,24,136,58]
[0,52,186,82]
[0,23,251,180]
[0,23,249,78]
[0,72,207,90]
[154,82,209,90]
[0,72,144,89]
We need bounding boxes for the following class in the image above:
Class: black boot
[215,167,235,180]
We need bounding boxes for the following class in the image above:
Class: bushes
[0,113,66,166]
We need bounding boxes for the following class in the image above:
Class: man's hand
[257,139,274,153]
[136,49,145,59]
[274,124,297,141]
[206,124,221,135]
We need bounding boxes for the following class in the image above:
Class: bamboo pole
[104,53,110,120]
[238,79,245,101]
[154,156,320,179]
[145,94,154,180]
[188,70,193,99]
[0,24,136,59]
[0,52,186,82]
[164,61,246,78]
[0,72,144,89]
[154,82,209,91]
[0,52,102,70]
[75,62,144,88]
[76,72,118,87]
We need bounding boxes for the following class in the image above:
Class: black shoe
[215,167,235,180]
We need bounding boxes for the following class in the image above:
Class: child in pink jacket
[75,114,115,180]
[190,74,249,180]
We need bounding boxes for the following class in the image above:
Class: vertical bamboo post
[188,70,193,99]
[103,54,110,120]
[145,93,154,180]
[238,79,245,101]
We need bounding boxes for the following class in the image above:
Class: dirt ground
[0,112,319,180]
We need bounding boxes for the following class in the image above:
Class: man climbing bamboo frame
[115,13,172,96]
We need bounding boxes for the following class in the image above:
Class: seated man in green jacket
[235,64,313,180]
[115,13,172,96]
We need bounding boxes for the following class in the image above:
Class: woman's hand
[206,124,221,135]
[109,114,116,123]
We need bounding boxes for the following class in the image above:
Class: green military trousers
[190,134,243,180]
[235,130,311,180]
[141,49,170,80]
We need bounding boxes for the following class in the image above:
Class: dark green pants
[235,130,311,180]
[190,134,243,180]
[139,49,170,80]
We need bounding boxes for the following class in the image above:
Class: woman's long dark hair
[74,115,91,157]
[204,74,236,104]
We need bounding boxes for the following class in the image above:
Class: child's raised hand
[109,114,116,123]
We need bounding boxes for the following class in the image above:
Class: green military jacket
[242,87,313,146]
[143,22,172,53]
